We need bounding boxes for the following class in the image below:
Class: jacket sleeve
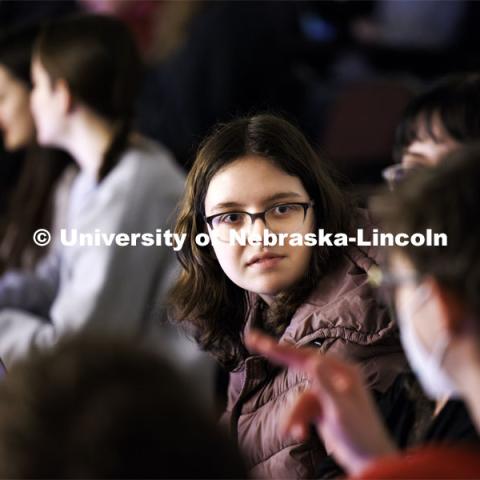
[0,248,60,317]
[0,166,77,316]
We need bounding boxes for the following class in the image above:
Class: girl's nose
[247,217,272,245]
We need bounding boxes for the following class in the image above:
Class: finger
[246,330,362,398]
[282,390,323,442]
[245,330,317,369]
[307,355,361,397]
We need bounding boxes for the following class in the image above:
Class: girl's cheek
[210,242,229,268]
[213,244,243,275]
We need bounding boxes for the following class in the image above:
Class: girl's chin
[248,283,289,299]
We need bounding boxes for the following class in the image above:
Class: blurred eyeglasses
[382,163,426,190]
[368,265,420,304]
[205,201,314,243]
[382,164,410,189]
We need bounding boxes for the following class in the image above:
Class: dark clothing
[380,374,480,448]
[424,399,480,445]
[137,1,305,169]
[0,0,78,29]
[318,373,480,478]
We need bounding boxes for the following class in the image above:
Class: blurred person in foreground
[0,334,245,479]
[248,145,480,478]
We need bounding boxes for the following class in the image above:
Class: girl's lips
[247,255,285,268]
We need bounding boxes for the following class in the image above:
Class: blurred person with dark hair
[0,24,76,286]
[383,73,480,186]
[248,146,480,478]
[0,334,245,479]
[0,15,186,372]
[371,72,480,475]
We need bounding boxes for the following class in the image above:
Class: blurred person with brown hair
[0,334,245,479]
[248,145,480,478]
[383,73,480,187]
[0,23,76,299]
[0,15,185,371]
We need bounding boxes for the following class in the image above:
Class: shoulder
[121,136,185,187]
[281,229,392,347]
[101,136,185,201]
[286,257,383,332]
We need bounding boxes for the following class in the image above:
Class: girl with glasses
[169,113,407,478]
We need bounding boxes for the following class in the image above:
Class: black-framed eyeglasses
[204,201,314,242]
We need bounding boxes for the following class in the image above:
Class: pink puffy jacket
[222,243,406,478]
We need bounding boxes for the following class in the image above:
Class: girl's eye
[272,204,300,216]
[217,213,245,225]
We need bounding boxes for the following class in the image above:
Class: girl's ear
[54,78,74,114]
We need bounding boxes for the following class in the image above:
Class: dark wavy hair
[168,114,354,370]
[394,73,480,162]
[34,14,142,181]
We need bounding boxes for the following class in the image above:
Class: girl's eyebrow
[210,192,303,212]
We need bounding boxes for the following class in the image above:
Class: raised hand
[245,330,398,476]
